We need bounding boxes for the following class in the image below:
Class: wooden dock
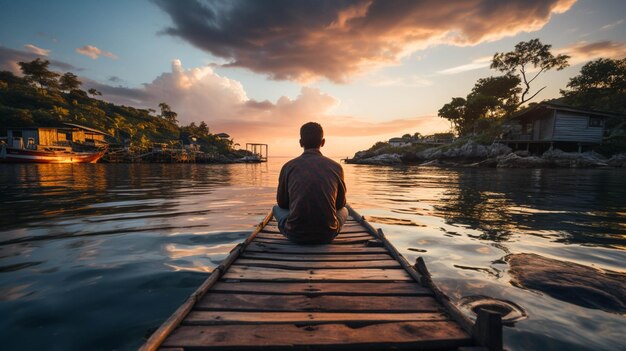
[141,205,502,351]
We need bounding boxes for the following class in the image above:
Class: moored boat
[0,144,107,163]
[1,123,109,164]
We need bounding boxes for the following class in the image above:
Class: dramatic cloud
[23,44,50,56]
[0,45,78,74]
[75,45,118,60]
[559,40,626,65]
[89,60,447,155]
[153,0,575,82]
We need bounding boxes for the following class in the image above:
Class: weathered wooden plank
[184,311,448,325]
[254,236,373,245]
[234,258,401,269]
[196,293,440,312]
[162,321,472,349]
[263,227,367,233]
[264,222,365,230]
[341,223,369,228]
[211,281,432,296]
[338,229,372,234]
[224,266,412,281]
[140,211,276,351]
[257,232,373,239]
[245,242,387,254]
[261,228,370,235]
[252,238,372,247]
[240,252,393,261]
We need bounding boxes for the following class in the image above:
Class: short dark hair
[300,122,324,149]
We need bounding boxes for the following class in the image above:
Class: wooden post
[473,308,503,351]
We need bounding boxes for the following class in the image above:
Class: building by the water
[1,123,109,163]
[499,102,622,153]
[5,123,109,150]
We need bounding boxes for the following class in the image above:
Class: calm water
[1,159,625,350]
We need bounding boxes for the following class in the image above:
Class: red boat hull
[0,147,106,163]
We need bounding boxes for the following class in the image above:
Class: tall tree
[438,97,467,134]
[59,72,82,92]
[466,75,521,118]
[158,102,179,125]
[198,121,209,136]
[438,75,521,135]
[18,58,60,91]
[491,39,569,105]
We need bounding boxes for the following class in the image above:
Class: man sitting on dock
[273,122,348,244]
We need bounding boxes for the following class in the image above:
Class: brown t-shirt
[277,149,347,240]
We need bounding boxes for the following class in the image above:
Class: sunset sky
[1,0,625,156]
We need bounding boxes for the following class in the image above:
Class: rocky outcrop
[348,141,624,168]
[507,253,626,314]
[415,141,511,160]
[347,153,402,165]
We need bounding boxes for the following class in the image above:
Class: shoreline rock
[507,253,626,314]
[346,141,626,168]
[345,153,402,165]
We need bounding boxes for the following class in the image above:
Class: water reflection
[0,161,624,351]
[348,165,626,248]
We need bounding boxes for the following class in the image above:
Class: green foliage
[440,39,569,136]
[365,141,390,153]
[159,102,178,125]
[181,121,210,137]
[491,38,569,104]
[59,72,81,92]
[0,63,173,150]
[87,88,102,97]
[559,57,626,155]
[356,140,431,159]
[438,75,520,135]
[0,59,237,156]
[560,57,626,113]
[431,132,455,140]
[18,58,60,92]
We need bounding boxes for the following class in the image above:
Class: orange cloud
[153,0,575,82]
[558,40,626,65]
[23,44,50,56]
[76,45,118,60]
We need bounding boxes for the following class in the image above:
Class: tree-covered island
[0,58,255,163]
[348,39,626,168]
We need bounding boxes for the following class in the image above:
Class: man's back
[277,149,346,242]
